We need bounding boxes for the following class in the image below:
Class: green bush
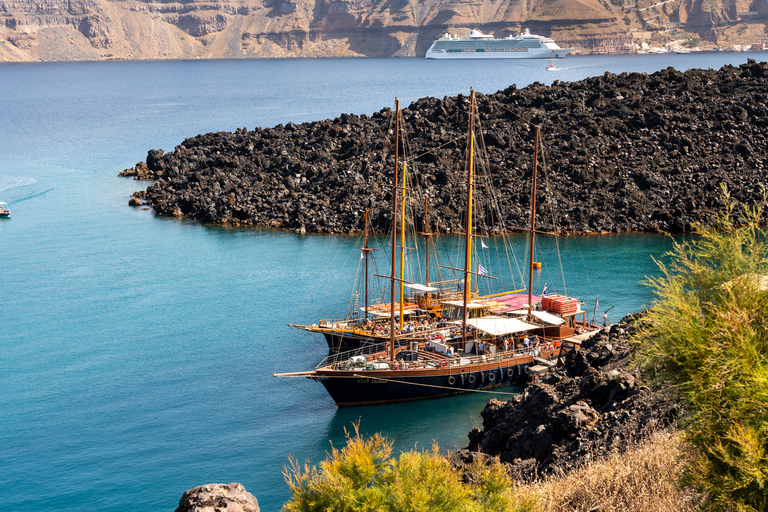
[282,423,539,512]
[633,189,768,511]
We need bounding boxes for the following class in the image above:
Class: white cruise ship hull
[425,28,573,60]
[426,47,571,59]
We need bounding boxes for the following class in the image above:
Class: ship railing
[316,344,383,369]
[317,336,561,371]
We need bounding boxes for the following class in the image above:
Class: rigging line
[490,95,541,130]
[296,327,332,347]
[472,114,526,289]
[278,109,398,373]
[397,88,472,102]
[397,121,428,290]
[276,232,368,374]
[276,233,349,373]
[349,374,522,395]
[537,130,568,297]
[537,137,595,302]
[274,376,337,405]
[348,246,365,317]
[408,134,466,162]
[372,107,399,197]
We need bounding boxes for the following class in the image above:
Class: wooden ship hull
[306,342,565,407]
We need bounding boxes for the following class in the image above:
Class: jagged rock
[451,312,685,480]
[175,483,259,512]
[121,61,768,234]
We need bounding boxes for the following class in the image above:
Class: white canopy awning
[361,308,418,318]
[466,316,538,336]
[441,300,489,309]
[404,283,441,292]
[530,310,565,325]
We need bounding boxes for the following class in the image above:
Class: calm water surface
[0,52,760,511]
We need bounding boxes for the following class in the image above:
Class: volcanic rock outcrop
[121,60,768,235]
[451,313,683,479]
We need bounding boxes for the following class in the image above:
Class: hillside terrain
[1,0,767,60]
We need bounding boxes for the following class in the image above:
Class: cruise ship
[425,28,573,59]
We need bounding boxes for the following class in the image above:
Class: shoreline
[3,47,766,64]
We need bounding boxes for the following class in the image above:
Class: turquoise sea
[0,52,761,511]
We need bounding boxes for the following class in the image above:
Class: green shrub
[282,423,539,512]
[633,189,768,511]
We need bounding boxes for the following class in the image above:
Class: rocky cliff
[2,0,766,61]
[451,313,683,480]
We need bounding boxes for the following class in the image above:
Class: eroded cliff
[5,0,762,61]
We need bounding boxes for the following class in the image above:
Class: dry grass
[523,430,701,512]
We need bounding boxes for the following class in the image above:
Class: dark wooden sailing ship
[275,91,599,406]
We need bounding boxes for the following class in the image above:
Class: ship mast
[420,196,432,286]
[390,99,400,362]
[399,162,407,330]
[361,210,373,323]
[527,126,540,320]
[462,90,475,346]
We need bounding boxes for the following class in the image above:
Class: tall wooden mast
[390,99,400,362]
[527,126,540,320]
[421,196,432,286]
[399,162,407,330]
[462,90,475,346]
[362,210,373,322]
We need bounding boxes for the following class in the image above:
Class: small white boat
[545,52,557,70]
[0,202,10,217]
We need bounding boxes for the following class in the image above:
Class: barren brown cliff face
[1,0,767,61]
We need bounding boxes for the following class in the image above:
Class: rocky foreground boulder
[451,313,683,480]
[175,483,259,512]
[122,60,768,234]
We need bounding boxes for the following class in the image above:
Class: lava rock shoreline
[451,313,683,480]
[121,60,768,234]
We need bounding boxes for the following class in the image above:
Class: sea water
[0,52,760,511]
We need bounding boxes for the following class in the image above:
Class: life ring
[488,372,496,382]
[447,375,456,385]
[440,360,448,369]
[506,368,515,378]
[547,343,554,352]
[467,374,476,384]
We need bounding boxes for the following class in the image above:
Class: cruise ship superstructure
[425,28,573,59]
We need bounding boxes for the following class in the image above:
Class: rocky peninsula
[122,60,768,235]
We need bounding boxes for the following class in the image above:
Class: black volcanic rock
[121,60,768,234]
[450,313,684,480]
